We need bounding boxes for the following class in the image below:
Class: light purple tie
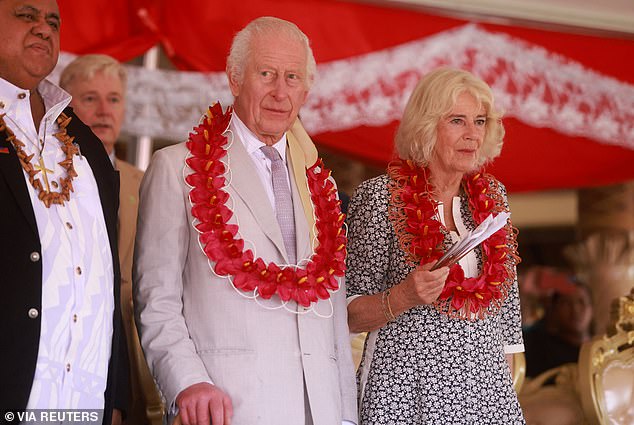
[260,146,296,264]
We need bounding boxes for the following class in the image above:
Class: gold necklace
[5,115,53,190]
[0,112,78,207]
[4,113,46,153]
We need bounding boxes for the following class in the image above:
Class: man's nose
[270,76,290,99]
[96,99,112,115]
[31,18,53,40]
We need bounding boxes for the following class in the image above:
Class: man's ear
[227,68,240,97]
[299,89,309,107]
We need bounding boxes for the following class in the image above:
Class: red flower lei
[387,159,520,320]
[185,103,347,307]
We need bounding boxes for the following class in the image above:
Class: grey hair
[226,16,317,89]
[59,54,127,92]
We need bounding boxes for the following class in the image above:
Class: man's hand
[176,382,233,425]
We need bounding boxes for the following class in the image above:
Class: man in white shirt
[0,1,127,423]
[134,16,357,425]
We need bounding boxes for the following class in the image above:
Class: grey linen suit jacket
[133,127,358,425]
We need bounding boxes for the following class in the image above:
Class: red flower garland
[185,103,347,307]
[387,159,520,320]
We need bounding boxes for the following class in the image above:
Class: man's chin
[91,128,111,137]
[91,129,116,145]
[259,122,293,138]
[25,52,56,72]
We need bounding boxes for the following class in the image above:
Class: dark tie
[260,146,296,264]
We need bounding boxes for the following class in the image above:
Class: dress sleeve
[497,182,524,352]
[345,176,392,298]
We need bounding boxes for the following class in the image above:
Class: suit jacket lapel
[226,130,289,262]
[115,159,135,268]
[0,129,39,236]
[287,130,316,249]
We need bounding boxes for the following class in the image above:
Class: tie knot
[260,145,282,162]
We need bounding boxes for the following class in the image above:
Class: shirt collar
[0,77,71,122]
[230,110,287,161]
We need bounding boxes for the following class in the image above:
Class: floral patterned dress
[346,175,525,425]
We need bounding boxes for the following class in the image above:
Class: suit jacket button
[28,308,39,319]
[30,252,40,262]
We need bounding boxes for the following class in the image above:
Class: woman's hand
[392,263,449,309]
[347,263,449,333]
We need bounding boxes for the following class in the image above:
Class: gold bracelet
[386,288,396,321]
[381,288,396,322]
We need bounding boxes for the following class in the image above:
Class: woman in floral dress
[346,68,525,424]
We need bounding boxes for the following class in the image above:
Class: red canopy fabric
[58,0,157,59]
[57,0,634,192]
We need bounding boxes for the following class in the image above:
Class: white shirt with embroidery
[0,78,114,409]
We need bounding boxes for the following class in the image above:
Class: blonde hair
[226,16,316,89]
[59,54,127,92]
[394,67,504,168]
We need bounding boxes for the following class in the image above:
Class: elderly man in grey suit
[133,16,358,425]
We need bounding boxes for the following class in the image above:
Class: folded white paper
[430,212,510,270]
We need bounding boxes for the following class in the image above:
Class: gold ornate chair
[519,363,586,425]
[512,351,527,393]
[578,287,634,425]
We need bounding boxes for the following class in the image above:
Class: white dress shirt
[0,78,114,409]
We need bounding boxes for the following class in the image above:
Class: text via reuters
[2,410,103,424]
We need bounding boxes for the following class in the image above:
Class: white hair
[226,16,317,89]
[60,54,127,92]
